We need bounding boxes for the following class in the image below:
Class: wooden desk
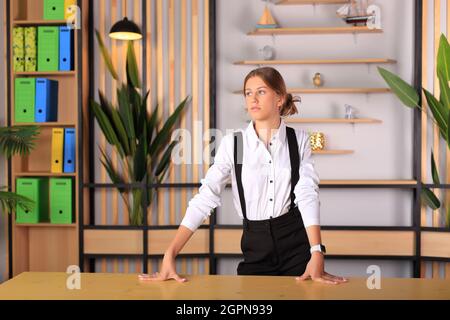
[0,272,449,300]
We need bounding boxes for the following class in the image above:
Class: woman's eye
[258,90,265,95]
[245,92,252,96]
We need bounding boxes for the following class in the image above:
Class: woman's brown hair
[243,67,300,117]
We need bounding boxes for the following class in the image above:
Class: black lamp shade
[109,17,142,40]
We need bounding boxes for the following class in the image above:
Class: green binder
[49,178,73,224]
[38,26,59,71]
[43,0,65,20]
[24,27,37,72]
[13,27,25,72]
[16,178,49,224]
[14,78,35,123]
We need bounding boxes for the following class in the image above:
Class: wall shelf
[15,223,77,228]
[320,180,418,185]
[14,172,77,177]
[234,88,391,94]
[276,0,348,5]
[14,71,76,76]
[247,26,383,36]
[285,118,382,124]
[313,150,354,154]
[12,122,76,127]
[13,20,68,26]
[234,58,397,65]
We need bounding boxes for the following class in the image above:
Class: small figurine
[309,132,325,151]
[259,45,275,60]
[345,104,355,119]
[256,5,278,29]
[313,73,323,87]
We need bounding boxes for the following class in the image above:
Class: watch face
[320,245,327,253]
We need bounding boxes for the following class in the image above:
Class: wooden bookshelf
[234,58,397,65]
[248,26,383,36]
[276,0,348,5]
[235,88,391,94]
[285,118,382,124]
[9,0,88,276]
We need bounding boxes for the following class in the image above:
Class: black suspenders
[233,126,300,222]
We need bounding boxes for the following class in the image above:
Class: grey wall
[215,0,415,278]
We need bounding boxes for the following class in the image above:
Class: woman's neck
[254,118,281,146]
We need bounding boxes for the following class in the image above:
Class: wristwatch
[310,244,326,255]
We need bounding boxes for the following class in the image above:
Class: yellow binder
[64,0,77,20]
[51,128,64,173]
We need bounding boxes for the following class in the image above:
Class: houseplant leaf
[126,41,141,89]
[0,125,40,158]
[431,150,440,185]
[421,187,441,210]
[437,34,450,83]
[378,67,419,108]
[149,96,190,156]
[423,89,448,141]
[95,30,119,80]
[155,140,179,177]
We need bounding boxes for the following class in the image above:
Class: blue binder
[63,128,76,173]
[35,78,58,122]
[59,26,73,71]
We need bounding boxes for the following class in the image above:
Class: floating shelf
[14,71,76,76]
[15,223,77,228]
[276,0,348,4]
[12,122,76,127]
[235,88,391,94]
[234,58,397,65]
[285,118,382,124]
[321,180,418,185]
[13,20,68,26]
[14,172,77,177]
[248,26,383,36]
[313,150,354,154]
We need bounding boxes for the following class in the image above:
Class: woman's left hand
[296,252,348,285]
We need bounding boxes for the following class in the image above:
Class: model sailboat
[336,0,373,26]
[256,6,278,29]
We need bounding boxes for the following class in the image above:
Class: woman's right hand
[138,252,187,283]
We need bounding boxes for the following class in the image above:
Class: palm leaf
[117,85,136,145]
[378,67,420,108]
[90,99,125,157]
[149,96,190,156]
[0,190,34,214]
[133,135,148,182]
[98,147,127,193]
[0,125,40,158]
[155,140,178,176]
[95,30,119,80]
[126,41,141,89]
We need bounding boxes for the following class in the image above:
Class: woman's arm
[140,134,233,282]
[293,131,348,284]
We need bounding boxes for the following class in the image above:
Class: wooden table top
[0,272,449,300]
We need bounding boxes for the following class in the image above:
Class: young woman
[141,67,348,285]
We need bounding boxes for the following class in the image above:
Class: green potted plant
[0,125,39,214]
[378,34,450,227]
[91,31,190,225]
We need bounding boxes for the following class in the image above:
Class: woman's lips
[250,106,261,111]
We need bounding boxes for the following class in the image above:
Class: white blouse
[180,119,321,232]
